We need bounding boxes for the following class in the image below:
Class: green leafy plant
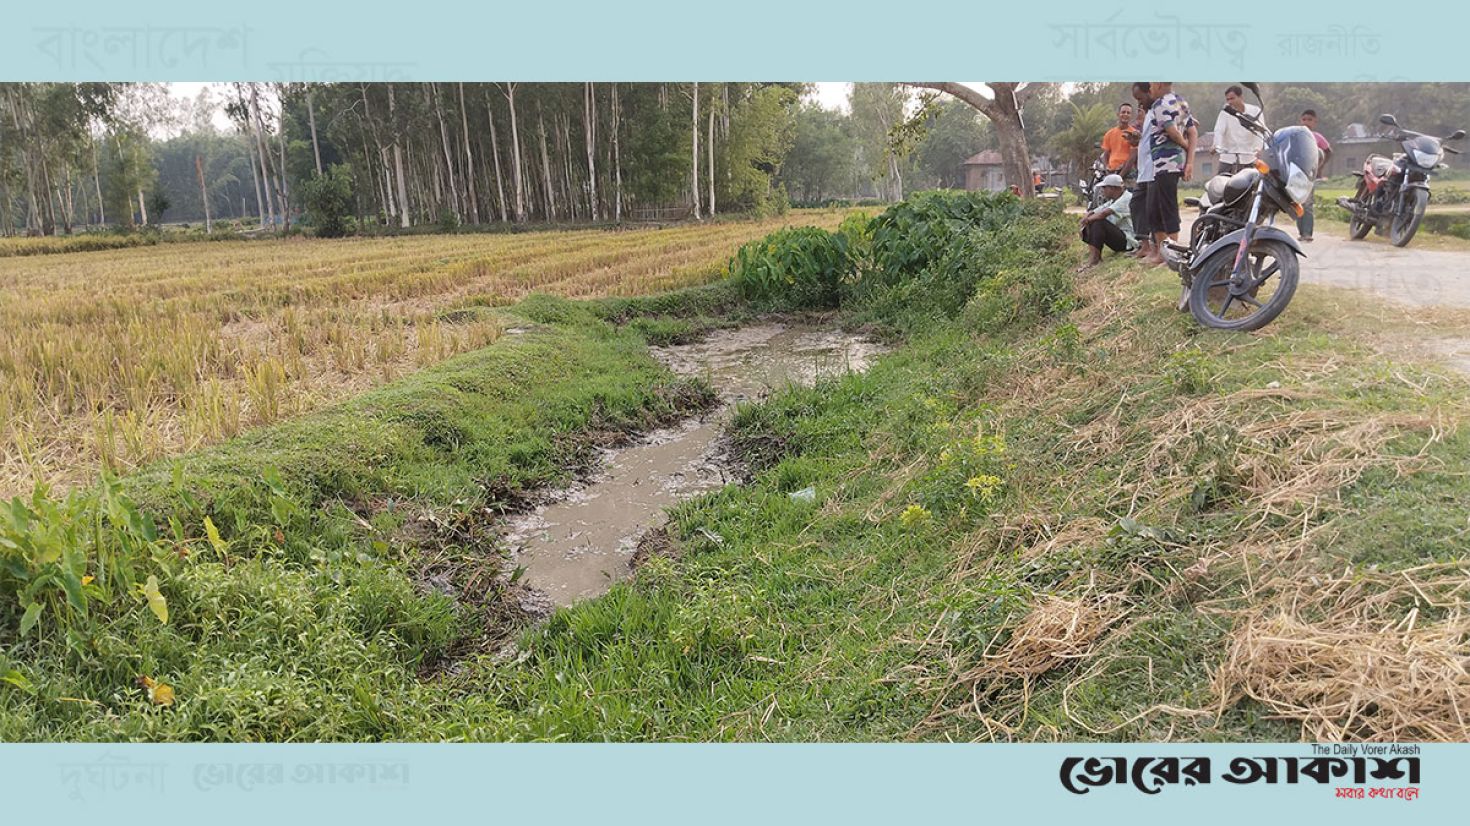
[729,225,851,309]
[0,477,179,650]
[301,164,357,238]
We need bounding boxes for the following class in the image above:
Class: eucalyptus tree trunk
[537,108,556,221]
[584,82,598,221]
[484,88,508,222]
[195,154,212,233]
[91,136,105,226]
[247,136,265,225]
[502,83,526,222]
[458,83,480,225]
[358,84,395,222]
[277,128,291,232]
[690,82,701,219]
[306,86,323,176]
[387,84,411,227]
[611,83,623,223]
[707,103,715,216]
[137,189,148,226]
[559,113,576,220]
[248,85,277,227]
[431,84,461,222]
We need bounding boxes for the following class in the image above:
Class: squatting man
[1077,173,1135,270]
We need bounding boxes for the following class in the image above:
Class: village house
[961,151,1068,192]
[1328,122,1400,178]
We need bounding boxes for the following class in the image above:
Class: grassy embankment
[2,193,1465,741]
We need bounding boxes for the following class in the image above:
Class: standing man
[1100,102,1138,178]
[1298,109,1333,243]
[1078,173,1136,270]
[1213,85,1264,175]
[1128,82,1155,260]
[1143,82,1198,285]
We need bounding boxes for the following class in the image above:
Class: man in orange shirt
[1099,102,1138,178]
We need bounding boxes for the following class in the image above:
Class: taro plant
[0,476,183,650]
[729,226,852,309]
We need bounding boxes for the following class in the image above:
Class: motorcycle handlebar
[1220,104,1270,138]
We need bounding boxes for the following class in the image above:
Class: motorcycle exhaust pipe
[1335,196,1363,215]
[1162,243,1188,274]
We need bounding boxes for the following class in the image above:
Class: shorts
[1146,171,1181,235]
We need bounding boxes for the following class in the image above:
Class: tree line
[5,81,1467,236]
[0,82,807,235]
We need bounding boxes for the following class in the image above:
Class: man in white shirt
[1212,85,1264,175]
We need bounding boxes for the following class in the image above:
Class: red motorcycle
[1338,114,1466,247]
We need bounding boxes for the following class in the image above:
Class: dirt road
[1298,226,1470,308]
[1167,210,1470,309]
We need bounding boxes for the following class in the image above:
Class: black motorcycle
[1336,114,1465,247]
[1165,83,1319,332]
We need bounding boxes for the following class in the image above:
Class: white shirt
[1213,102,1264,163]
[1136,109,1156,184]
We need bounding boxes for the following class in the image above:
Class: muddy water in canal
[503,322,886,607]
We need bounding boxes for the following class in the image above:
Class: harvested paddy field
[0,211,847,496]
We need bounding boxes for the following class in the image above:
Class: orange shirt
[1101,126,1137,170]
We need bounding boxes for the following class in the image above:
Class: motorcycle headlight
[1412,148,1443,168]
[1284,162,1315,205]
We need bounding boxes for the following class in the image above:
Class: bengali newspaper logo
[32,25,249,72]
[1060,747,1422,798]
[1049,10,1251,70]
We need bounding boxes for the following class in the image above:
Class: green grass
[3,194,1465,742]
[0,301,715,740]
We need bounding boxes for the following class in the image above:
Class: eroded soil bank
[504,321,886,606]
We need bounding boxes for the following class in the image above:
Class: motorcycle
[1079,157,1108,210]
[1165,83,1319,332]
[1336,114,1465,247]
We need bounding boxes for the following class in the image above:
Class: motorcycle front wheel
[1390,188,1428,247]
[1188,239,1300,332]
[1348,182,1372,240]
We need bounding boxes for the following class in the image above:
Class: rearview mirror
[1449,129,1467,141]
[1379,114,1398,127]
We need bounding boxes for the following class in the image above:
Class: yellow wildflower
[965,474,1003,501]
[899,504,932,527]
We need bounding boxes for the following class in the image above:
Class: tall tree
[904,82,1039,196]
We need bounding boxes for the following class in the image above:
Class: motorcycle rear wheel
[1188,239,1300,332]
[1348,183,1372,240]
[1390,188,1428,247]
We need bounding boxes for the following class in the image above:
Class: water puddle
[503,322,886,607]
